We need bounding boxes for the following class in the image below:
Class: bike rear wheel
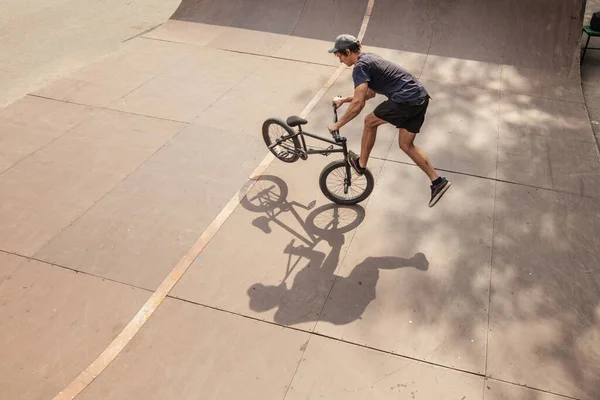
[262,118,302,163]
[319,160,374,205]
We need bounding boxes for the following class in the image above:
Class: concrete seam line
[53,1,375,398]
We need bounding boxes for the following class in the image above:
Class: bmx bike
[261,102,374,205]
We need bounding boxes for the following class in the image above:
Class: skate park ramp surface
[1,0,599,399]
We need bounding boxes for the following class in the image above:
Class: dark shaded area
[361,0,444,54]
[290,0,366,41]
[502,0,583,71]
[364,0,582,71]
[171,0,584,71]
[171,0,368,38]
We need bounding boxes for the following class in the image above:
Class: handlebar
[331,102,342,143]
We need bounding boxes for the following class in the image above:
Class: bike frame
[287,127,347,157]
[272,105,354,184]
[269,105,345,153]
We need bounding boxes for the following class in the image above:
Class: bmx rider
[326,34,451,207]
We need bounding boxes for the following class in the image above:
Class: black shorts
[373,96,429,133]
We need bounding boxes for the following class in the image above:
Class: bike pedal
[323,145,334,156]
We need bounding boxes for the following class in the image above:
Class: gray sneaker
[347,150,366,175]
[429,177,451,207]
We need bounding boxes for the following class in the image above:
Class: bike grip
[332,95,340,131]
[332,95,342,114]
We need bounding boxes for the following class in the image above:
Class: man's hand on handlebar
[329,96,343,134]
[328,123,339,135]
[329,96,345,142]
[332,95,347,109]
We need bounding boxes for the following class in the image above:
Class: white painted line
[53,1,375,398]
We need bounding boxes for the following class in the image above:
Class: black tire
[319,160,374,205]
[262,118,302,163]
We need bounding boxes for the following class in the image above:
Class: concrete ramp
[171,0,308,34]
[363,0,584,101]
[171,0,367,40]
[1,0,599,399]
[364,0,582,69]
[146,0,369,63]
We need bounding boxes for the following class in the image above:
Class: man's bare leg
[358,113,387,168]
[398,127,451,207]
[398,128,439,181]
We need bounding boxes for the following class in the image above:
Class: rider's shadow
[242,175,430,327]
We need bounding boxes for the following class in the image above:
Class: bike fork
[342,143,352,194]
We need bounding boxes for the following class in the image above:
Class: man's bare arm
[329,83,370,132]
[333,88,375,108]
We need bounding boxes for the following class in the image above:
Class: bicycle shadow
[241,175,430,326]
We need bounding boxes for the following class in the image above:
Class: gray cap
[327,34,359,53]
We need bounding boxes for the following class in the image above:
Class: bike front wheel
[319,160,374,205]
[262,118,302,163]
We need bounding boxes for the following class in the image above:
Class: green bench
[582,25,600,62]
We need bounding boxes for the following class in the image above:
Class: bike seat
[286,116,308,127]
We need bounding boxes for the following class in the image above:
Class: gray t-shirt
[352,53,428,103]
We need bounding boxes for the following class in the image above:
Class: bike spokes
[262,119,302,163]
[324,164,370,202]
